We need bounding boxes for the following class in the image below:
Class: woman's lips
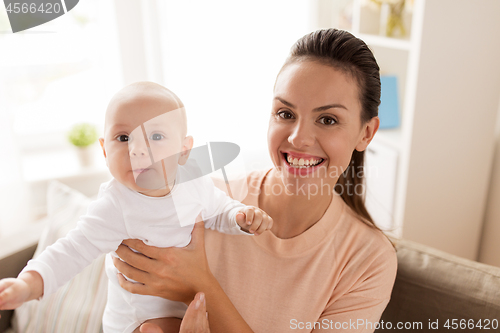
[281,151,324,160]
[280,152,326,176]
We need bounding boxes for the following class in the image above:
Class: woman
[113,28,397,333]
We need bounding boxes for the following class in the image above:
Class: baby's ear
[178,135,193,165]
[99,138,107,158]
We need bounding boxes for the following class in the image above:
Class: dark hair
[284,28,381,230]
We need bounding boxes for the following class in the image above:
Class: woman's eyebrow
[313,104,348,112]
[274,96,295,108]
[275,96,348,112]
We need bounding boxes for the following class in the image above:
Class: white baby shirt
[21,164,248,333]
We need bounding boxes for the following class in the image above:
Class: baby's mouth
[282,153,325,169]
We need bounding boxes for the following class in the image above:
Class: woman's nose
[288,122,315,148]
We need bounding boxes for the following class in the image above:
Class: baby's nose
[129,143,150,157]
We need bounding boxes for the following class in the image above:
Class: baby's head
[99,82,193,197]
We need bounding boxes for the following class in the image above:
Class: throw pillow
[11,181,107,333]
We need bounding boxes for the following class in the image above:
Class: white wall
[156,0,314,172]
[479,98,500,267]
[400,0,500,260]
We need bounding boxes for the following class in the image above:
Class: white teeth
[285,154,323,168]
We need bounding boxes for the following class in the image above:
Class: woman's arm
[113,222,254,333]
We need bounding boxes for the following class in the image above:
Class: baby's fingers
[244,209,254,226]
[255,213,272,235]
[248,209,263,234]
[0,280,20,310]
[0,278,13,293]
[0,279,15,301]
[236,212,246,227]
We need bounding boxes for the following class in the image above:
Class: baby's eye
[150,133,164,141]
[277,110,294,120]
[117,135,129,142]
[318,116,337,126]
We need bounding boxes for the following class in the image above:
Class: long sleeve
[20,184,129,297]
[198,175,249,235]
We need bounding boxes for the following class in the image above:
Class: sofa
[1,182,500,332]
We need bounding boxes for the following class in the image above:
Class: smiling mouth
[282,153,325,168]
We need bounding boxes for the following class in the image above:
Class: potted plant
[68,123,99,167]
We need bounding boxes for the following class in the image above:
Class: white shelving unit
[356,33,411,51]
[348,0,500,260]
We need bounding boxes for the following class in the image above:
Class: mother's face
[267,60,379,192]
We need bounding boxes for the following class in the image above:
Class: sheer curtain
[155,0,315,173]
[0,0,122,237]
[0,82,31,237]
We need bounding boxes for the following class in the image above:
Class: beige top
[206,169,397,332]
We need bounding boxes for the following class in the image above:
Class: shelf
[356,33,412,51]
[22,146,109,183]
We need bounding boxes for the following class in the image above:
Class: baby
[0,82,272,333]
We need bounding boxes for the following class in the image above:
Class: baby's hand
[0,271,43,310]
[236,206,273,235]
[0,278,32,310]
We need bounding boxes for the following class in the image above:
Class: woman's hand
[140,292,210,333]
[113,222,215,304]
[115,221,254,333]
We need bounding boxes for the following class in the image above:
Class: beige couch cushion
[378,239,500,331]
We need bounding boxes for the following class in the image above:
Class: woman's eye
[318,116,337,125]
[150,133,164,141]
[117,135,129,142]
[277,110,294,120]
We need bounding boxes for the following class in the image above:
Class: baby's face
[100,90,192,197]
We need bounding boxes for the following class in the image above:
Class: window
[156,0,314,170]
[1,0,122,151]
[0,0,122,237]
[0,0,318,237]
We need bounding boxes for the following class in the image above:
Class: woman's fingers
[140,323,164,333]
[116,272,150,295]
[179,292,210,333]
[115,244,160,271]
[113,221,213,303]
[112,256,151,285]
[121,239,161,259]
[187,222,205,250]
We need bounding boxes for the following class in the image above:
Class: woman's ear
[355,116,380,152]
[99,138,107,158]
[178,135,194,165]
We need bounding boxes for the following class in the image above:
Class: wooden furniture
[348,0,500,260]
